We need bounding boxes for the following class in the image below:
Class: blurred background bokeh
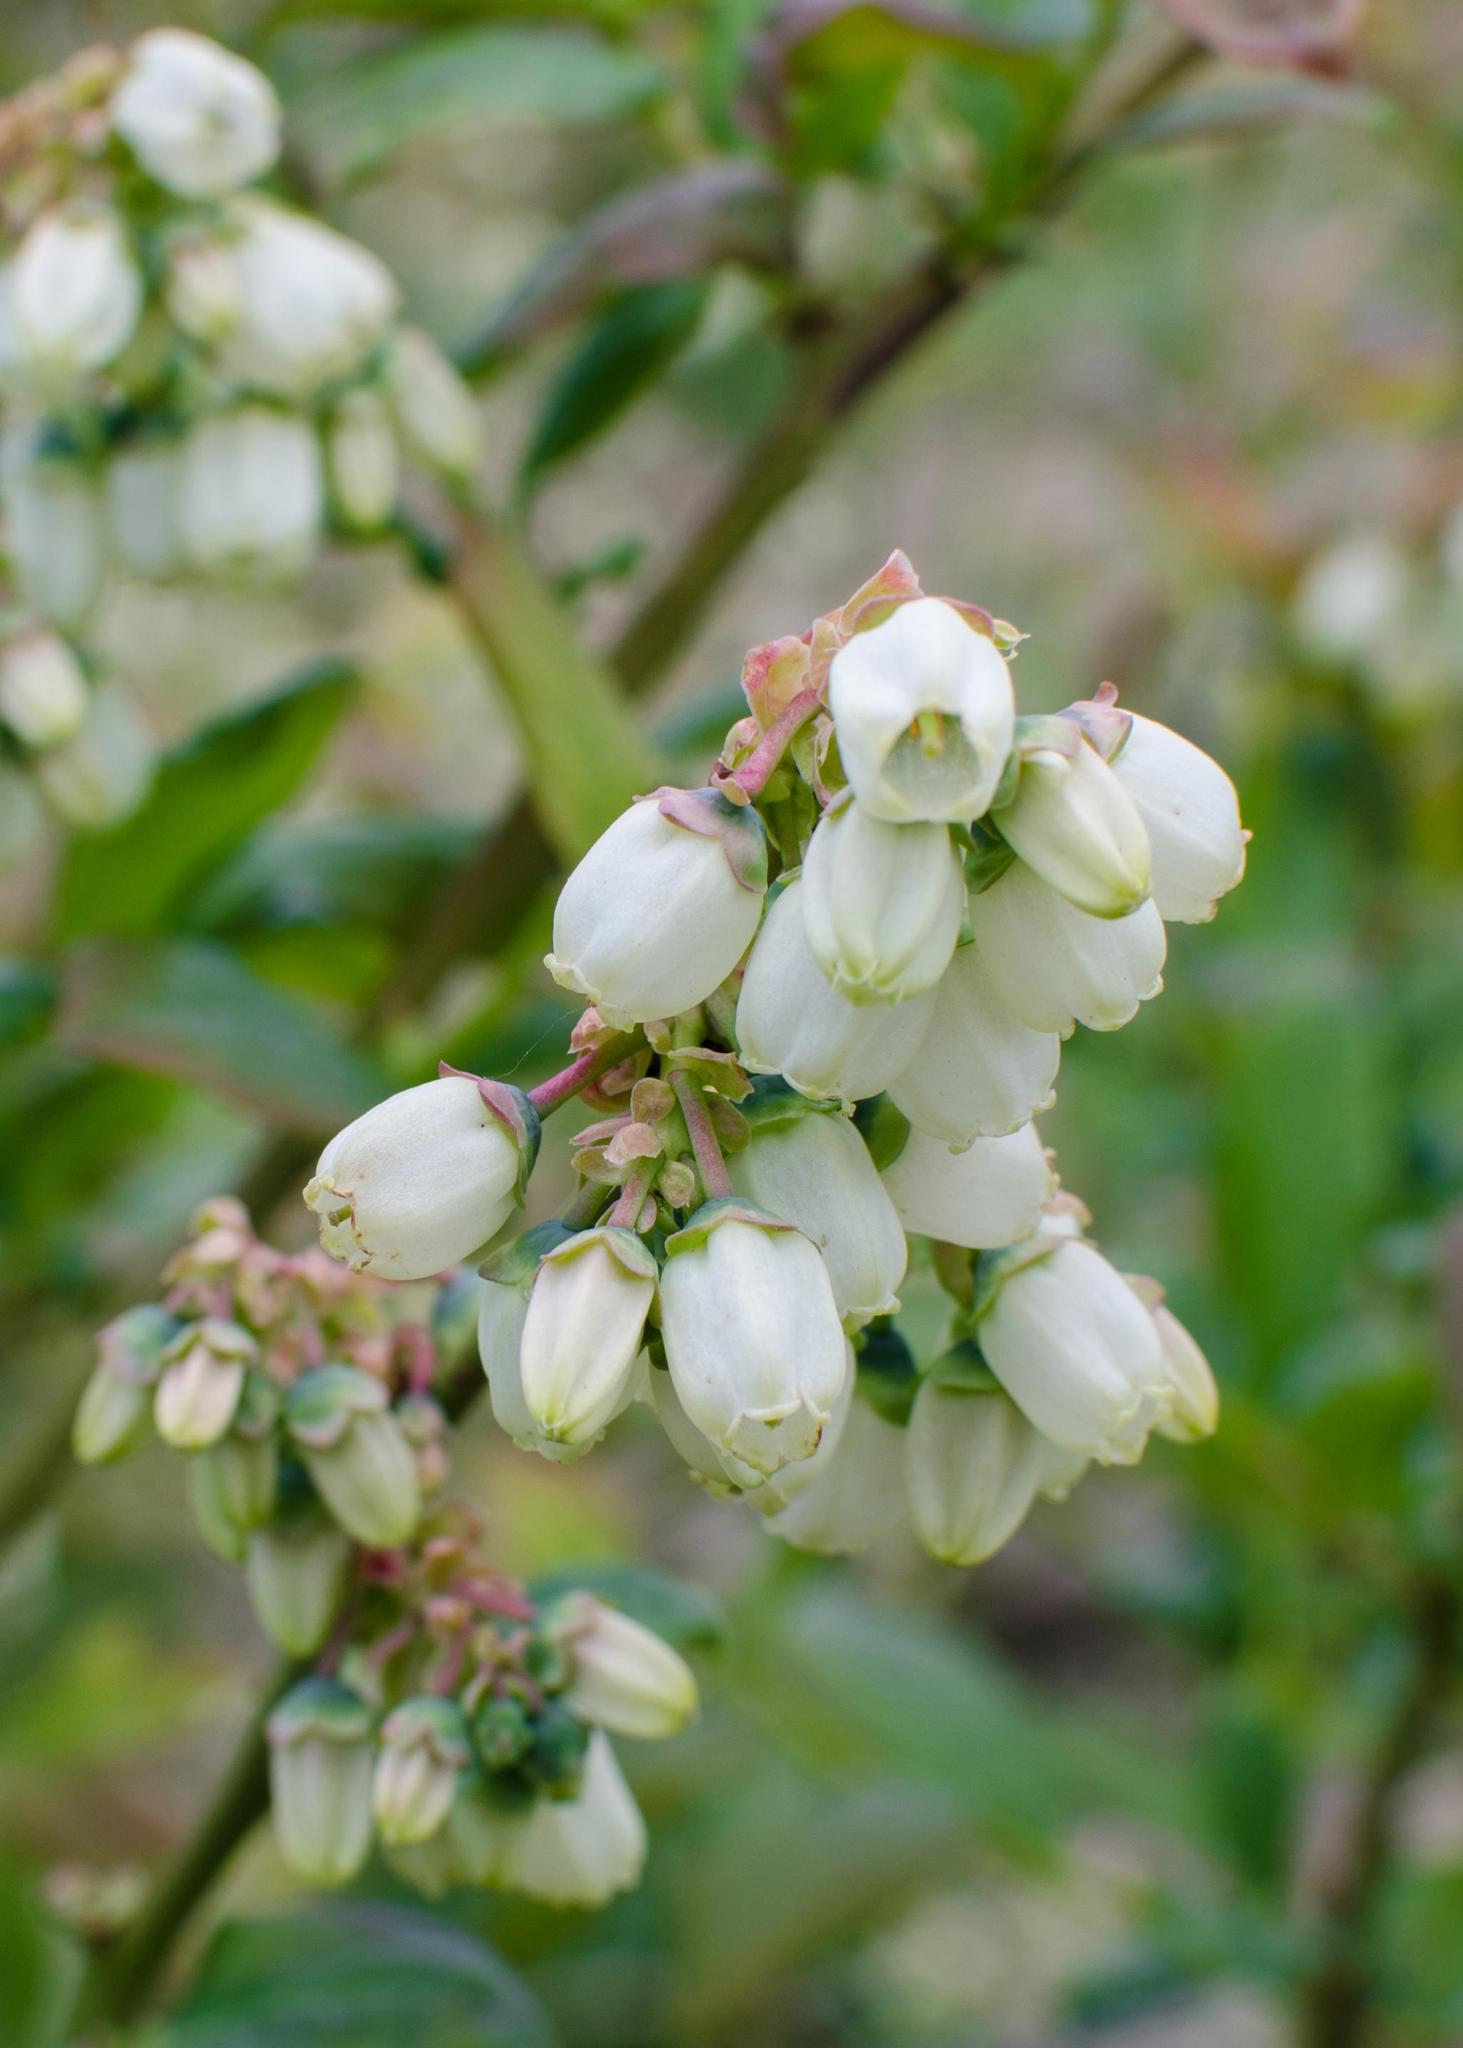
[2,0,1462,2043]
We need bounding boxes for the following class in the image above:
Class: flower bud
[34,685,155,828]
[245,1512,352,1656]
[800,800,963,1004]
[383,327,483,481]
[110,29,281,199]
[2,448,105,627]
[547,789,766,1027]
[0,625,87,748]
[976,1236,1172,1465]
[660,1199,849,1478]
[267,1678,375,1886]
[881,1123,1052,1251]
[993,723,1150,918]
[217,199,399,400]
[728,1097,905,1329]
[501,1731,647,1907]
[153,1318,255,1449]
[283,1363,421,1549]
[477,1230,589,1462]
[828,596,1015,824]
[965,859,1166,1035]
[0,765,44,872]
[737,881,936,1102]
[179,407,324,584]
[306,1074,536,1281]
[1134,1287,1219,1443]
[905,1380,1046,1565]
[373,1697,471,1846]
[12,204,142,387]
[763,1382,906,1554]
[106,440,183,580]
[72,1304,177,1465]
[197,1375,280,1531]
[327,387,399,533]
[164,230,242,343]
[549,1593,698,1741]
[887,939,1059,1144]
[1105,711,1246,925]
[519,1227,657,1447]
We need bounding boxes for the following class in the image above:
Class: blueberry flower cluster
[305,554,1246,1568]
[0,28,481,851]
[74,1199,696,1907]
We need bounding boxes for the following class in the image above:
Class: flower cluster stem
[671,1072,733,1202]
[719,688,822,801]
[527,1032,642,1116]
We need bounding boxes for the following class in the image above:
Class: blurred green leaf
[529,1562,725,1649]
[463,162,791,370]
[1201,1696,1299,1894]
[0,1853,74,2048]
[55,939,386,1133]
[519,282,710,489]
[0,961,54,1049]
[188,817,480,937]
[156,1905,556,2048]
[53,663,356,946]
[291,26,665,186]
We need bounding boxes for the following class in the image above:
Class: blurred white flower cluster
[75,1199,697,1908]
[0,28,482,848]
[305,554,1248,1570]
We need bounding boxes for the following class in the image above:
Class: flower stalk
[670,1072,733,1201]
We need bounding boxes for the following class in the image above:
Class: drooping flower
[800,799,963,1004]
[110,29,282,199]
[887,939,1060,1144]
[881,1123,1052,1250]
[965,859,1166,1035]
[518,1227,657,1447]
[993,721,1151,918]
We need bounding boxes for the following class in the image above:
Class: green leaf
[0,1853,75,2048]
[188,816,481,936]
[156,1905,555,2048]
[53,662,356,944]
[0,961,54,1050]
[519,282,709,490]
[463,162,791,369]
[291,25,665,187]
[528,1562,725,1649]
[56,939,387,1133]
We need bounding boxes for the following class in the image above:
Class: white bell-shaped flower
[305,1074,534,1281]
[881,1123,1052,1250]
[266,1679,375,1887]
[244,1514,351,1657]
[888,939,1059,1143]
[519,1227,657,1447]
[216,198,399,399]
[373,1699,471,1847]
[34,685,154,828]
[737,881,936,1101]
[763,1385,906,1555]
[0,626,87,748]
[1108,712,1246,924]
[905,1380,1047,1565]
[548,789,766,1027]
[553,1593,698,1740]
[828,596,1015,823]
[994,725,1151,918]
[153,1319,254,1450]
[502,1732,647,1907]
[110,29,281,199]
[1133,1285,1220,1443]
[384,327,483,481]
[659,1200,848,1478]
[2,448,106,627]
[327,386,399,532]
[179,407,323,583]
[965,858,1165,1035]
[728,1102,905,1329]
[476,1237,604,1463]
[107,440,183,580]
[165,230,243,343]
[12,204,142,387]
[977,1236,1172,1465]
[800,799,963,1003]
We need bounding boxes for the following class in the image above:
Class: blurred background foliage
[2,0,1463,2043]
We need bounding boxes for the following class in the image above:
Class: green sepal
[472,1697,533,1771]
[538,1222,659,1287]
[740,1075,838,1137]
[230,1368,281,1442]
[266,1676,373,1749]
[655,785,769,895]
[925,1338,1000,1393]
[970,1232,1064,1322]
[478,1219,576,1291]
[522,1700,591,1799]
[854,1320,919,1428]
[663,1195,794,1260]
[97,1303,180,1388]
[852,1093,911,1170]
[380,1696,472,1770]
[282,1361,387,1451]
[964,825,1017,895]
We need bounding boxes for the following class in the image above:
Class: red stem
[717,687,822,802]
[527,1032,641,1116]
[671,1072,733,1201]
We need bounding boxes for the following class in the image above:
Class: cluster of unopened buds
[74,1199,697,1907]
[305,552,1248,1566]
[0,27,483,850]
